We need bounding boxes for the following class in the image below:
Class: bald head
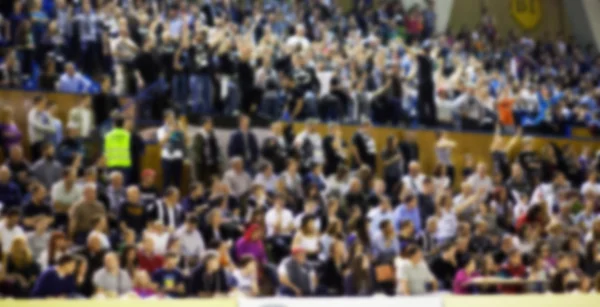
[104,252,119,271]
[126,185,140,203]
[0,165,10,183]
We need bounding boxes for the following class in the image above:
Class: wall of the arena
[447,0,570,39]
[2,90,599,189]
[564,0,600,50]
[1,295,599,307]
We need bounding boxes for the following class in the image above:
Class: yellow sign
[510,0,542,30]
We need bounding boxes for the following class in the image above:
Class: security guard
[103,116,132,183]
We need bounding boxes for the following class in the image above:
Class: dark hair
[378,219,391,231]
[238,255,255,268]
[5,207,19,217]
[113,116,125,128]
[164,186,179,198]
[33,95,45,104]
[57,254,75,266]
[404,244,420,257]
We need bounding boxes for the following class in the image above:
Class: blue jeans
[172,73,189,113]
[189,73,212,114]
[260,91,284,119]
[136,78,168,120]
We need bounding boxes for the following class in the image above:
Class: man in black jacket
[227,115,258,171]
[191,117,221,186]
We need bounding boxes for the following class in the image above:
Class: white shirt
[401,174,425,194]
[580,181,600,196]
[286,35,310,52]
[175,226,206,258]
[157,126,184,160]
[68,107,94,138]
[146,231,170,255]
[265,208,294,237]
[0,221,25,253]
[51,180,83,207]
[467,174,493,194]
[436,208,458,241]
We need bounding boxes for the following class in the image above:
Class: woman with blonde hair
[0,105,22,156]
[4,235,40,296]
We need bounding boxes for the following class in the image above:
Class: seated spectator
[0,208,25,253]
[68,183,106,245]
[77,234,107,297]
[371,220,400,263]
[37,231,68,271]
[294,199,321,232]
[4,236,40,296]
[132,269,157,299]
[30,254,78,298]
[396,245,438,295]
[223,157,252,199]
[394,195,422,234]
[92,252,132,297]
[152,252,186,297]
[265,195,295,262]
[27,217,51,261]
[137,235,164,274]
[56,124,84,167]
[452,256,480,294]
[344,249,374,296]
[235,223,267,264]
[303,162,327,192]
[88,217,111,250]
[498,250,527,293]
[139,169,159,206]
[118,186,146,238]
[30,143,62,190]
[4,145,30,193]
[292,216,321,261]
[50,168,82,229]
[22,183,53,230]
[429,243,458,290]
[190,252,231,297]
[232,255,259,297]
[57,62,91,93]
[0,165,21,212]
[254,163,279,194]
[278,246,315,297]
[318,239,347,296]
[174,216,206,265]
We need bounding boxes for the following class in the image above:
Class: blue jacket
[0,182,22,211]
[227,130,259,166]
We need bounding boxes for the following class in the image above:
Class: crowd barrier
[2,89,599,188]
[1,295,597,307]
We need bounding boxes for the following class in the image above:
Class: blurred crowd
[0,0,599,135]
[1,88,600,298]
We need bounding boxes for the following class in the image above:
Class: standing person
[125,118,145,185]
[227,115,259,172]
[381,135,404,196]
[191,117,221,187]
[157,110,187,189]
[67,97,94,139]
[322,123,347,176]
[188,30,213,114]
[92,76,120,134]
[27,96,54,161]
[351,119,376,171]
[103,117,132,183]
[416,44,437,126]
[134,37,165,121]
[0,106,22,157]
[75,0,101,76]
[261,122,289,174]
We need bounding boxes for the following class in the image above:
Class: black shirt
[429,256,457,290]
[92,92,120,127]
[189,43,212,74]
[417,54,434,85]
[22,201,53,218]
[322,135,346,176]
[135,51,161,84]
[351,132,376,170]
[119,201,147,236]
[190,266,230,296]
[139,185,159,206]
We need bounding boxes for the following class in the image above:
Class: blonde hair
[7,236,33,269]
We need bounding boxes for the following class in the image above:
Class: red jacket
[137,250,164,274]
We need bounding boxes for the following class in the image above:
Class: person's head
[379,196,392,211]
[109,171,124,189]
[441,242,456,259]
[201,116,213,131]
[239,114,250,131]
[476,162,487,176]
[126,185,140,204]
[301,215,316,235]
[65,62,76,76]
[373,179,385,195]
[9,145,23,161]
[359,118,372,133]
[422,177,434,195]
[405,245,423,264]
[203,253,220,272]
[42,142,55,159]
[113,116,125,129]
[0,165,10,183]
[270,121,283,135]
[141,235,155,254]
[238,255,256,276]
[380,220,394,237]
[164,252,179,270]
[33,95,47,110]
[405,194,417,209]
[426,216,438,233]
[100,75,112,92]
[184,216,198,233]
[82,182,97,202]
[273,194,285,209]
[4,208,20,227]
[287,159,298,173]
[56,254,77,275]
[408,161,420,176]
[141,169,156,187]
[104,252,120,272]
[31,183,47,202]
[132,269,151,288]
[163,186,180,206]
[207,208,222,226]
[464,256,477,274]
[507,249,522,266]
[87,233,103,252]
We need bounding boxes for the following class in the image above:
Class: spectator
[27,217,51,262]
[394,195,422,234]
[68,183,106,244]
[50,168,82,229]
[261,122,289,174]
[232,255,259,297]
[396,245,438,295]
[31,142,62,190]
[67,97,94,139]
[322,123,347,176]
[0,208,24,253]
[4,235,40,296]
[452,256,480,294]
[56,124,84,167]
[402,161,425,195]
[118,186,146,238]
[152,252,186,297]
[92,252,132,297]
[292,215,321,261]
[26,96,54,161]
[4,145,30,193]
[344,249,374,296]
[371,220,400,263]
[190,252,231,297]
[92,76,120,132]
[235,223,267,264]
[278,246,315,297]
[175,216,206,263]
[0,165,21,212]
[146,186,184,231]
[191,117,221,187]
[254,162,279,194]
[429,243,458,290]
[30,254,79,298]
[0,106,22,156]
[77,233,107,296]
[137,235,164,274]
[223,157,252,199]
[228,115,259,171]
[57,62,91,93]
[37,231,68,271]
[132,269,157,299]
[350,120,376,171]
[22,183,53,230]
[157,110,187,189]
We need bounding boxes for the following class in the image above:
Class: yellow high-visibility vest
[104,128,131,168]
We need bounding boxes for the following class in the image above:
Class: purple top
[0,123,22,150]
[452,269,480,294]
[235,237,267,264]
